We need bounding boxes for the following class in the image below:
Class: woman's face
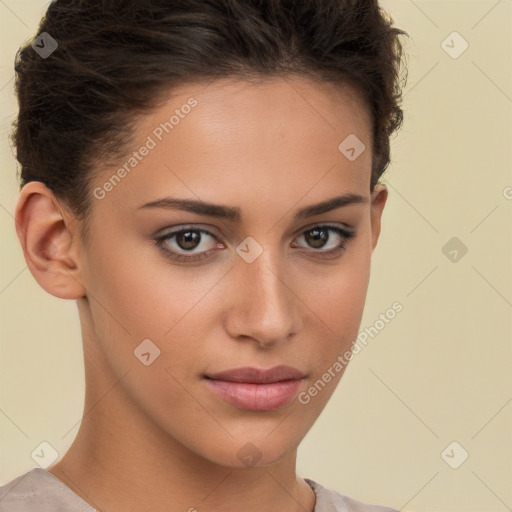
[74,76,387,468]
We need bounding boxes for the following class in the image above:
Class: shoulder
[305,478,399,512]
[0,468,96,511]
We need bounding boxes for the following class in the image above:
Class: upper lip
[205,365,305,384]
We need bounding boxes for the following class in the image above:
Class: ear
[369,183,388,251]
[14,181,86,299]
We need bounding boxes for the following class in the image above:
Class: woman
[0,1,408,510]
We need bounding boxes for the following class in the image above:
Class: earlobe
[14,181,86,300]
[370,184,388,251]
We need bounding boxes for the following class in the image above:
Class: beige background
[1,1,511,511]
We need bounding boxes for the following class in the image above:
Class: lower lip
[205,378,303,411]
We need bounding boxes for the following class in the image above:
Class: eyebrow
[138,193,367,221]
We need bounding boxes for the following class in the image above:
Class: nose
[223,248,303,348]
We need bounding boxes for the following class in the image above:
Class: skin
[15,75,387,512]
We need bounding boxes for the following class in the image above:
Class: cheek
[79,232,237,416]
[83,232,229,340]
[79,239,218,422]
[304,237,372,346]
[291,243,372,413]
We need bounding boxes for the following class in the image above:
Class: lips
[204,365,306,411]
[204,365,306,384]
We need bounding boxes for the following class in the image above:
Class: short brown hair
[12,0,408,227]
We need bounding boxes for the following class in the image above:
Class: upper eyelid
[156,225,220,242]
[294,221,354,234]
[158,222,353,237]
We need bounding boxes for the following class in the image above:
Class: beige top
[0,468,398,511]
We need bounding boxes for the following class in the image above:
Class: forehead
[91,75,373,215]
[146,75,372,156]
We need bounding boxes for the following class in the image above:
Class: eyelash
[154,224,356,263]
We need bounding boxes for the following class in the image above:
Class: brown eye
[293,224,355,253]
[175,230,202,251]
[304,227,330,249]
[155,226,222,262]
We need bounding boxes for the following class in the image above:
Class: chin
[198,432,298,469]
